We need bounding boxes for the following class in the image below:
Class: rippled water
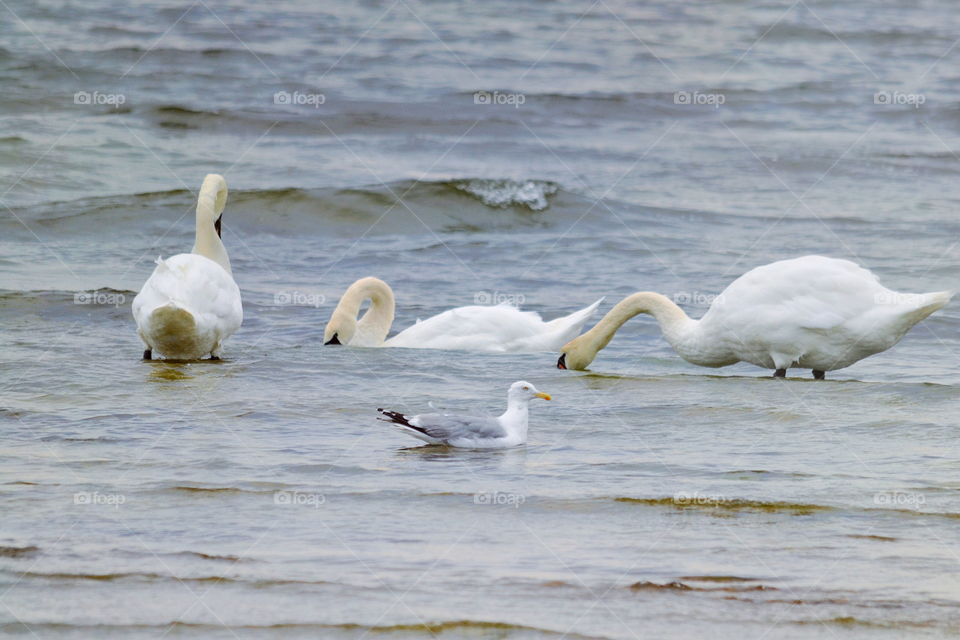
[2,0,960,638]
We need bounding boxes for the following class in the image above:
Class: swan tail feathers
[877,290,954,337]
[909,290,953,322]
[148,302,197,336]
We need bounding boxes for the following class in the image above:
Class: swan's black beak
[214,215,222,238]
[324,333,341,345]
[557,353,567,369]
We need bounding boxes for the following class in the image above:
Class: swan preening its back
[132,174,243,360]
[558,256,952,378]
[324,277,602,352]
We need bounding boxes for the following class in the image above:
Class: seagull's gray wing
[378,409,506,441]
[412,413,507,441]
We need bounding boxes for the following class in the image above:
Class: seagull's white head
[508,380,551,403]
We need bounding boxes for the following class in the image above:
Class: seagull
[377,381,551,448]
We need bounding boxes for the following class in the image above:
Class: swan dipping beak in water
[557,255,952,379]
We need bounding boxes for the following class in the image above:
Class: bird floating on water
[324,277,601,352]
[132,174,242,360]
[556,255,952,379]
[377,381,551,448]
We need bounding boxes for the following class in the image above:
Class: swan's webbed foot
[142,349,152,360]
[209,355,221,361]
[773,369,786,378]
[813,370,825,380]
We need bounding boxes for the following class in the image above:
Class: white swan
[377,381,551,448]
[323,277,602,352]
[132,174,242,360]
[557,255,952,378]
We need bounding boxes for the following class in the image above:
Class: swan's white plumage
[384,300,602,352]
[694,256,952,371]
[132,174,242,360]
[325,276,601,352]
[561,255,952,374]
[133,254,242,359]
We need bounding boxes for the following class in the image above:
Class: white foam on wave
[452,179,558,211]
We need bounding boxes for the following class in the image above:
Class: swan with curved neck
[324,277,602,352]
[323,277,395,347]
[557,256,952,378]
[192,174,231,273]
[132,174,242,360]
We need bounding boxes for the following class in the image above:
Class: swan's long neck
[192,176,231,274]
[591,292,693,348]
[332,277,396,345]
[569,292,699,367]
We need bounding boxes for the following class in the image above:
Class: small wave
[613,496,832,514]
[797,616,931,629]
[628,580,774,593]
[11,570,332,587]
[280,463,372,475]
[761,23,950,46]
[168,486,260,494]
[367,620,592,635]
[7,178,593,239]
[0,620,600,637]
[0,545,39,558]
[174,551,254,563]
[540,580,574,588]
[151,105,219,117]
[42,434,131,443]
[629,580,692,591]
[847,534,897,542]
[452,179,558,211]
[0,288,136,300]
[678,575,760,583]
[13,571,184,582]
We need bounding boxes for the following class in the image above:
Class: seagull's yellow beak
[535,392,551,401]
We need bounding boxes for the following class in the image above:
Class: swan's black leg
[209,355,221,361]
[142,349,152,360]
[773,369,786,378]
[813,370,825,380]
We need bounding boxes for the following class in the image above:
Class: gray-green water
[2,1,959,638]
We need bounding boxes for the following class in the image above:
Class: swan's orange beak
[535,392,551,401]
[557,353,567,369]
